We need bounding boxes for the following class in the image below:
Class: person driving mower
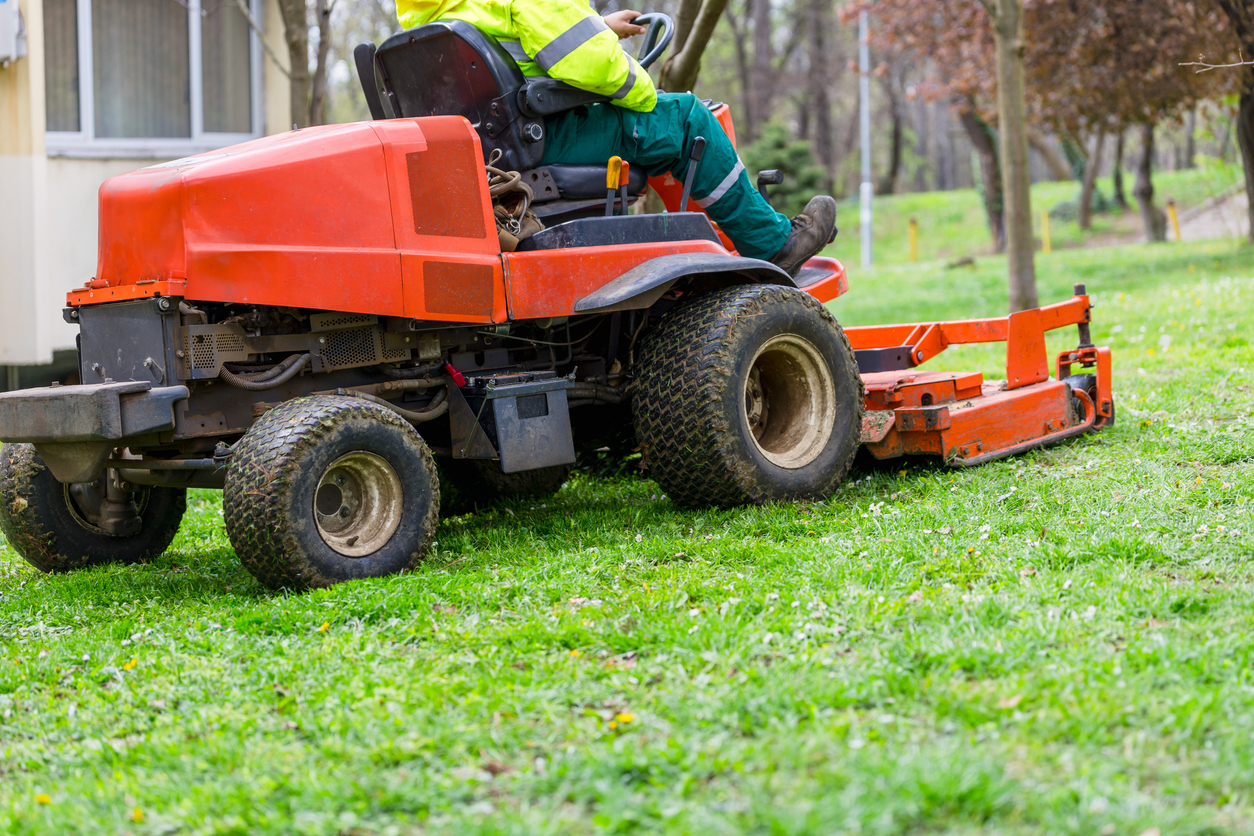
[395,0,838,275]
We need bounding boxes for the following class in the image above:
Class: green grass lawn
[828,164,1245,269]
[1,241,1252,835]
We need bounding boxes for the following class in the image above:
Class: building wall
[0,0,291,369]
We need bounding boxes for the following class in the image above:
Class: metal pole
[859,11,873,269]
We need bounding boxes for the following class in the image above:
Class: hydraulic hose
[219,354,310,390]
[336,386,450,425]
[382,361,446,379]
[225,352,306,383]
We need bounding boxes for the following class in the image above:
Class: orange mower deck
[850,284,1113,466]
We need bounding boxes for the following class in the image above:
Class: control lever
[619,161,630,216]
[605,156,623,216]
[757,169,783,206]
[678,136,706,212]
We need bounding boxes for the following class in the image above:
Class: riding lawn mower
[0,15,1113,589]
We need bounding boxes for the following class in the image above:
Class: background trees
[1210,0,1254,243]
[304,0,1247,264]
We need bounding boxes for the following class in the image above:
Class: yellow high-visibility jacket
[396,0,657,112]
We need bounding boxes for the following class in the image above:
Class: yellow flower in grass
[615,712,634,724]
[317,622,330,633]
[35,794,50,805]
[122,658,138,671]
[132,807,144,823]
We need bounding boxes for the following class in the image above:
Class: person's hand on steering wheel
[603,9,647,39]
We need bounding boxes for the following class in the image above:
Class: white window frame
[45,0,265,159]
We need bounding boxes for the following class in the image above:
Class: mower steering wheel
[631,13,675,69]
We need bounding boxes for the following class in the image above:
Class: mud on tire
[632,284,863,508]
[223,396,440,590]
[0,443,186,573]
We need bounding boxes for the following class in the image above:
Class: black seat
[357,20,645,205]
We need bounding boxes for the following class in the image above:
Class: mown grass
[1,240,1252,835]
[828,164,1245,268]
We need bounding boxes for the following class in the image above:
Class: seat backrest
[372,21,545,171]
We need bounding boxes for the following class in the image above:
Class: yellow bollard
[1041,210,1051,255]
[1167,197,1182,242]
[908,217,918,263]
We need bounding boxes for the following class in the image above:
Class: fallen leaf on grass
[1019,566,1037,577]
[481,759,511,776]
[997,694,1024,709]
[907,591,924,603]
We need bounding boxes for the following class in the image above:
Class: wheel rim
[314,451,403,557]
[743,334,836,469]
[64,481,150,537]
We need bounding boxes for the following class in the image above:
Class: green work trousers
[540,92,792,261]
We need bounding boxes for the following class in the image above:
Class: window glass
[44,0,80,132]
[92,0,191,138]
[202,0,252,133]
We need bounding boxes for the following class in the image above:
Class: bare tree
[1134,123,1168,242]
[807,0,834,190]
[878,61,906,194]
[658,0,731,92]
[1112,131,1129,209]
[959,104,1006,250]
[1208,1,1254,243]
[277,0,336,127]
[1078,132,1104,230]
[1026,128,1075,181]
[723,0,756,136]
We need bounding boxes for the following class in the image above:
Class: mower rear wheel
[633,284,863,508]
[223,396,440,590]
[0,443,186,573]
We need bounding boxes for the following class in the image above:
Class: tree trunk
[878,70,902,195]
[277,0,311,129]
[658,0,730,93]
[806,0,833,192]
[992,0,1037,312]
[1184,109,1197,169]
[1026,128,1074,181]
[724,0,754,137]
[749,0,772,139]
[959,106,1005,252]
[1112,131,1128,209]
[1078,132,1105,231]
[937,102,954,191]
[1134,123,1168,243]
[1238,90,1254,245]
[308,0,333,127]
[673,0,700,56]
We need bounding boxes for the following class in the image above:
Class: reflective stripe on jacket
[396,0,657,112]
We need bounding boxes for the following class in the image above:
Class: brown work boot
[768,196,838,277]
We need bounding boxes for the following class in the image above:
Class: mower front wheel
[223,396,440,590]
[633,284,863,508]
[0,443,186,573]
